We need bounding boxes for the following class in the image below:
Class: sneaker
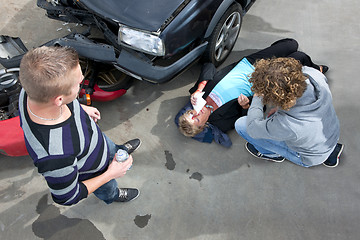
[245,142,285,162]
[114,188,140,202]
[320,65,329,74]
[123,138,141,154]
[323,143,344,168]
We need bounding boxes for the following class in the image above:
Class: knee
[284,38,299,52]
[273,38,298,51]
[289,38,298,51]
[235,117,247,135]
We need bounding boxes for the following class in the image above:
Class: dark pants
[93,134,128,204]
[245,38,320,70]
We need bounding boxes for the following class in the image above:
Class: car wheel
[203,4,243,67]
[80,59,134,92]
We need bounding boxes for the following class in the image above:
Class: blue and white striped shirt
[19,89,109,205]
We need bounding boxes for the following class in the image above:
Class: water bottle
[115,149,132,169]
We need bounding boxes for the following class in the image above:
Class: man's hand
[82,155,133,195]
[191,81,207,105]
[81,104,101,122]
[191,91,204,106]
[106,155,133,179]
[238,94,250,109]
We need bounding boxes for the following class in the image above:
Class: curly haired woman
[235,57,343,167]
[175,38,328,147]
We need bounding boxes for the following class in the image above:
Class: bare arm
[82,155,133,195]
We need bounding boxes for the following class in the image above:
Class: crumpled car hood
[80,0,187,32]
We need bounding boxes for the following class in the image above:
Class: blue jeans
[92,134,126,204]
[235,117,309,167]
[93,179,120,204]
[103,133,127,158]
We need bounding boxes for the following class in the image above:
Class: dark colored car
[37,0,255,84]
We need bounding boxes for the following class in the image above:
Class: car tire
[203,4,243,67]
[79,37,134,92]
[96,67,134,92]
[80,59,134,92]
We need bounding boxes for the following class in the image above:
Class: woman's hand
[237,94,250,109]
[81,104,101,122]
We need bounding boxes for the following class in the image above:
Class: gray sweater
[247,66,340,166]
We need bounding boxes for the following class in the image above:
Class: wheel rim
[214,12,241,62]
[80,59,130,90]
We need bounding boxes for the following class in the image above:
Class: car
[37,0,256,84]
[0,0,256,156]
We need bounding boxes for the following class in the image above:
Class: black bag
[0,70,21,120]
[0,35,27,120]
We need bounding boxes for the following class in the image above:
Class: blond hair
[19,46,79,103]
[178,110,206,137]
[250,57,307,110]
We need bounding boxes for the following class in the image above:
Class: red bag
[0,116,28,156]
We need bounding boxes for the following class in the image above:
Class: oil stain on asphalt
[189,172,203,181]
[134,214,151,228]
[164,150,176,170]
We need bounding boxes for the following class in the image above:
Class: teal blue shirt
[210,58,254,107]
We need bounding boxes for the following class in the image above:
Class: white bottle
[115,149,132,169]
[116,149,129,162]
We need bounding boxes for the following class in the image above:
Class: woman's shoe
[320,65,329,74]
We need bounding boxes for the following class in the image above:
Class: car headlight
[118,25,165,56]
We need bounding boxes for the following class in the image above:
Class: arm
[195,80,207,93]
[246,95,295,141]
[41,154,133,205]
[189,63,216,94]
[190,63,216,102]
[191,80,208,106]
[81,104,101,122]
[199,63,216,83]
[246,95,270,139]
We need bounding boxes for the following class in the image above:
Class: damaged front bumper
[43,33,207,83]
[1,32,207,83]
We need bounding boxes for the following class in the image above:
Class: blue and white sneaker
[245,142,285,163]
